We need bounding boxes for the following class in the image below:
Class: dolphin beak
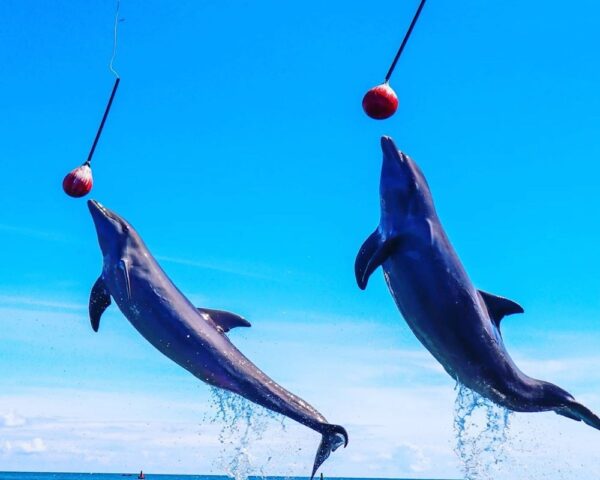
[87,199,117,233]
[88,199,109,220]
[381,136,406,164]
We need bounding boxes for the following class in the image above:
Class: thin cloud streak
[0,224,70,243]
[0,294,85,311]
[156,254,275,280]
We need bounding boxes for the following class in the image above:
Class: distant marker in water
[362,0,427,120]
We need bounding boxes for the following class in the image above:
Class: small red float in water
[362,83,399,120]
[63,162,93,198]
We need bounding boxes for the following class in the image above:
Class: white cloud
[19,438,47,454]
[1,438,47,454]
[376,442,431,473]
[1,411,26,427]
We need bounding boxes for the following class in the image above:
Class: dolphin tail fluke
[311,424,348,479]
[557,400,600,431]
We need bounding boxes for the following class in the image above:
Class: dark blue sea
[0,475,451,480]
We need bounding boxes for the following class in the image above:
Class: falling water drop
[454,384,512,480]
[204,387,287,480]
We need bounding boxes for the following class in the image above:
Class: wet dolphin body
[355,136,600,429]
[87,200,347,477]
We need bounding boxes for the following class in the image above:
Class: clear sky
[1,0,600,478]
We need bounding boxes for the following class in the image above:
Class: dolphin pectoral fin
[89,277,111,332]
[311,424,348,480]
[478,290,524,329]
[355,230,401,290]
[197,308,251,333]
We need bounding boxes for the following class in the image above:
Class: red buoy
[362,83,398,120]
[63,163,93,198]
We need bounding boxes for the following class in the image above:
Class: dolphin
[355,136,600,429]
[87,200,347,477]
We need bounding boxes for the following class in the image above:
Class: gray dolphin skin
[87,200,347,478]
[355,136,600,429]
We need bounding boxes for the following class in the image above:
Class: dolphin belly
[109,270,338,430]
[381,249,581,415]
[381,249,534,404]
[115,289,248,391]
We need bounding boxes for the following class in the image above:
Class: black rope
[85,77,120,165]
[384,0,427,82]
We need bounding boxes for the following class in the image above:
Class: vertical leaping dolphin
[87,200,348,477]
[355,136,600,429]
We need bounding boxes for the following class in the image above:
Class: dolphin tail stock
[541,381,600,430]
[311,423,348,479]
[556,400,600,430]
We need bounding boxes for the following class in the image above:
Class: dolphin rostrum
[355,136,600,429]
[87,200,348,477]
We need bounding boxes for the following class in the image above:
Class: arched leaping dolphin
[355,136,600,429]
[87,200,347,477]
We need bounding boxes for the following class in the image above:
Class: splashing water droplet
[454,384,512,480]
[204,387,286,480]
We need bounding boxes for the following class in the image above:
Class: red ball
[362,83,399,120]
[63,163,93,198]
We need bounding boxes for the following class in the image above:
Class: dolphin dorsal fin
[478,290,524,329]
[197,308,251,333]
[89,276,111,332]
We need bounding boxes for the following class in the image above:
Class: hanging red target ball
[362,83,399,120]
[62,1,121,199]
[63,162,94,198]
[363,0,427,120]
[61,77,119,199]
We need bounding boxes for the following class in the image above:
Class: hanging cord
[384,0,427,83]
[85,0,121,166]
[109,0,120,79]
[85,78,120,165]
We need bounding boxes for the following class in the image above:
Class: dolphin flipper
[311,424,348,480]
[355,230,402,290]
[478,290,524,329]
[198,308,251,333]
[89,277,111,332]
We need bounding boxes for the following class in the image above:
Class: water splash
[205,387,287,480]
[454,384,512,480]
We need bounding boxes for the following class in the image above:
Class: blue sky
[2,0,600,477]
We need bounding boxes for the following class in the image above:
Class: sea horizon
[0,472,457,480]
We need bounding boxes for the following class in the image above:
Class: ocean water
[0,475,453,480]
